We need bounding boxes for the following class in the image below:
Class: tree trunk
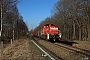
[72,20,76,40]
[63,24,66,39]
[79,25,81,40]
[88,25,90,41]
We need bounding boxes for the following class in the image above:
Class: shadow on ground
[58,40,78,46]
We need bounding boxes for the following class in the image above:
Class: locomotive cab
[42,24,61,41]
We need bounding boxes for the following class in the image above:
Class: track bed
[35,37,90,60]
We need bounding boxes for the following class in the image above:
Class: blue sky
[17,0,58,30]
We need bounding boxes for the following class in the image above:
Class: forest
[0,0,28,41]
[35,0,90,41]
[0,0,90,41]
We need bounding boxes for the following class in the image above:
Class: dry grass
[0,39,32,60]
[73,40,90,51]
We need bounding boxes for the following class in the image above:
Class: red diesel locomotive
[33,24,62,41]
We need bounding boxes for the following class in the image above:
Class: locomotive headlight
[47,33,49,40]
[59,33,62,38]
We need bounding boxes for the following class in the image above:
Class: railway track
[33,38,63,60]
[55,42,90,59]
[33,37,90,59]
